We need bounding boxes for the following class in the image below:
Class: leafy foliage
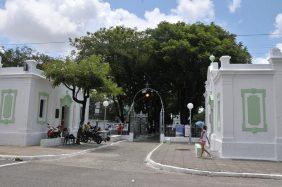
[70,26,146,122]
[144,22,251,123]
[0,46,54,68]
[43,55,121,125]
[69,22,251,125]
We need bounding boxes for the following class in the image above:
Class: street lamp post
[0,46,5,67]
[187,103,194,144]
[103,100,109,130]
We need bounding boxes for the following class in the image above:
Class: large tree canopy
[144,22,251,123]
[71,22,251,124]
[70,26,147,122]
[43,55,122,126]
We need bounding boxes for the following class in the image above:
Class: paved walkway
[150,143,282,175]
[0,143,103,158]
[0,135,123,158]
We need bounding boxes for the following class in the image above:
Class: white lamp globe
[0,47,4,54]
[198,107,204,113]
[187,103,194,110]
[103,100,109,107]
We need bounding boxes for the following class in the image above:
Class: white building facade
[0,60,89,146]
[205,48,282,161]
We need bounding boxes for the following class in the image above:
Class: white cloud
[276,43,282,51]
[252,44,282,64]
[0,0,215,55]
[272,14,282,36]
[229,0,242,13]
[252,57,269,64]
[172,0,214,22]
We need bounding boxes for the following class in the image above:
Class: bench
[194,143,202,157]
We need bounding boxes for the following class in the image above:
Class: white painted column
[26,60,38,73]
[221,76,234,141]
[219,56,235,157]
[269,48,282,160]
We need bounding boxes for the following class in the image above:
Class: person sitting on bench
[62,128,76,144]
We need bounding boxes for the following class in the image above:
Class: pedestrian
[199,125,212,158]
[117,123,123,135]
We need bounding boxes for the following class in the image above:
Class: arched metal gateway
[128,86,165,142]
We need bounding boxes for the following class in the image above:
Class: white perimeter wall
[206,54,282,160]
[220,73,276,160]
[0,72,89,146]
[0,75,32,146]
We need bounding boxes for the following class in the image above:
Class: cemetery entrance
[128,86,165,142]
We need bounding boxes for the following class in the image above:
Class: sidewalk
[0,143,101,156]
[148,143,282,179]
[0,140,122,161]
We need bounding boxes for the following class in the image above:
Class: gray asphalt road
[0,160,16,166]
[0,141,281,187]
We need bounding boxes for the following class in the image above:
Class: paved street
[0,159,15,166]
[0,141,281,187]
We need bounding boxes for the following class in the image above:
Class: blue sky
[0,0,282,63]
[106,0,282,61]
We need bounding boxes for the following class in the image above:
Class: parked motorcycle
[80,126,111,144]
[80,128,102,144]
[47,124,61,138]
[92,130,103,144]
[98,130,111,142]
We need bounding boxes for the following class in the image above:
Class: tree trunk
[80,101,86,126]
[117,96,124,122]
[113,96,120,120]
[76,101,86,144]
[179,87,188,125]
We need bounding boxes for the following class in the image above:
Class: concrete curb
[0,140,126,161]
[145,143,282,180]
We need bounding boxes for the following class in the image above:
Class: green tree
[43,55,121,126]
[0,46,54,68]
[70,22,251,126]
[144,22,251,123]
[70,26,146,122]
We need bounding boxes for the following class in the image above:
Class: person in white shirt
[200,125,212,158]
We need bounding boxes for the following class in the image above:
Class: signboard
[175,125,184,136]
[123,123,129,131]
[95,109,100,114]
[185,125,190,137]
[102,123,129,132]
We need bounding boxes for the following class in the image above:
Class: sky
[0,0,282,63]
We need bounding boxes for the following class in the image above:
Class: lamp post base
[189,135,192,144]
[128,132,134,142]
[160,133,165,142]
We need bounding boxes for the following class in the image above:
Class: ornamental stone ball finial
[209,55,215,63]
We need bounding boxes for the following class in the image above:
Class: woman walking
[200,125,212,158]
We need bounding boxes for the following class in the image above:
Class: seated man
[62,128,76,144]
[82,122,91,133]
